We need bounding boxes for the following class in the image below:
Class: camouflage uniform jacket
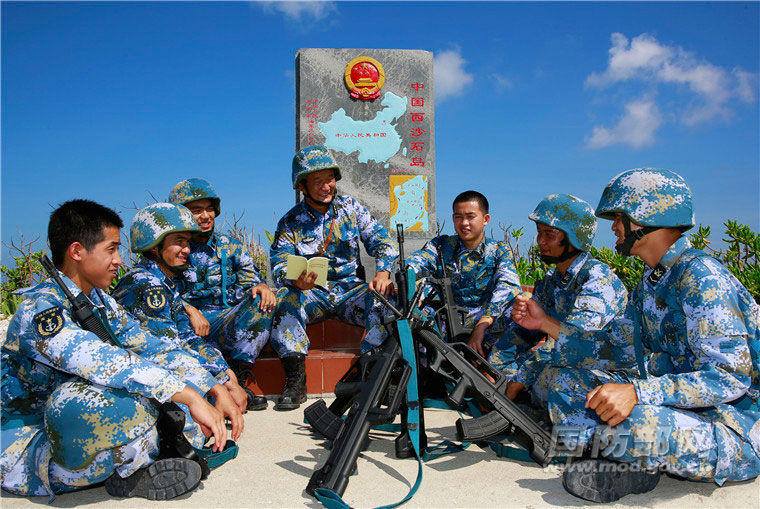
[181,232,262,311]
[113,257,231,381]
[0,273,207,487]
[630,237,760,453]
[406,234,521,318]
[514,252,629,386]
[270,195,398,288]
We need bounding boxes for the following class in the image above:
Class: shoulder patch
[647,263,667,287]
[34,307,64,337]
[144,285,168,311]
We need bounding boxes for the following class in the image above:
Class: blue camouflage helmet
[130,202,201,253]
[292,145,342,190]
[596,168,695,229]
[529,194,597,252]
[168,178,221,217]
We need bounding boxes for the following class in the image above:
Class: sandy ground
[1,398,759,508]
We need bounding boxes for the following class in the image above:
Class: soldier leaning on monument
[0,199,227,500]
[112,202,248,440]
[512,169,760,503]
[168,178,273,412]
[488,194,630,410]
[268,145,398,411]
[362,190,522,358]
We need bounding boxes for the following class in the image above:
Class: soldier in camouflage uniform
[269,145,398,410]
[490,194,629,409]
[363,190,521,358]
[113,203,254,430]
[168,178,275,408]
[519,169,760,503]
[1,200,227,500]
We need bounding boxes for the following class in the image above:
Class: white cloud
[434,48,474,103]
[585,33,757,147]
[492,73,512,90]
[257,1,336,22]
[586,98,662,149]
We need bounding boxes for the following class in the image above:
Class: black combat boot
[104,458,202,500]
[274,354,307,411]
[563,458,660,503]
[228,360,268,411]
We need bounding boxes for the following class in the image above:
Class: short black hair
[453,191,489,214]
[48,199,123,268]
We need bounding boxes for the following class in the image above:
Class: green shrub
[690,221,759,303]
[1,246,45,318]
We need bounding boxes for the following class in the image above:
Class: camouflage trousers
[271,281,388,357]
[486,320,540,380]
[547,367,760,485]
[202,292,274,364]
[1,379,160,498]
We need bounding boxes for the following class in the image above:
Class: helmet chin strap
[539,238,579,265]
[616,215,660,256]
[149,244,190,275]
[302,184,335,208]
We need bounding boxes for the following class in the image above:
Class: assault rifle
[303,228,568,500]
[41,256,211,478]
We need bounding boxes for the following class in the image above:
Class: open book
[285,255,329,287]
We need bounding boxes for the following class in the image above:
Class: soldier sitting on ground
[363,190,521,359]
[269,145,398,411]
[113,202,248,442]
[168,178,274,411]
[488,194,630,410]
[515,169,760,503]
[0,199,226,501]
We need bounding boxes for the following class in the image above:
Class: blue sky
[2,1,758,266]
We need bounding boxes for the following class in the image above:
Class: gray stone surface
[296,48,436,273]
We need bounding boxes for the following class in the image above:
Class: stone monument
[295,48,436,273]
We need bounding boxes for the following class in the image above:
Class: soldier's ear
[68,242,86,262]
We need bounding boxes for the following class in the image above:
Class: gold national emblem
[145,286,167,311]
[34,307,64,337]
[344,56,385,101]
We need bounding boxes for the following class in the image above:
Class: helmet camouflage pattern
[596,168,695,229]
[292,145,342,190]
[529,194,597,252]
[130,202,201,253]
[168,178,221,217]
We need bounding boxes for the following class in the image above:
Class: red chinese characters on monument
[408,83,427,168]
[305,99,319,145]
[344,57,386,101]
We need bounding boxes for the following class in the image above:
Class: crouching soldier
[364,190,521,356]
[269,145,398,410]
[520,169,760,502]
[1,200,226,500]
[168,178,272,411]
[112,203,248,441]
[490,194,629,408]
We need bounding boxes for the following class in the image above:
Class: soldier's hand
[506,381,525,400]
[294,270,318,291]
[467,317,492,358]
[252,283,276,313]
[586,383,638,427]
[173,387,227,452]
[225,377,249,414]
[208,384,244,441]
[184,304,210,337]
[511,295,544,331]
[369,271,395,297]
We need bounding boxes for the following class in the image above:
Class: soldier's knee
[45,379,158,470]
